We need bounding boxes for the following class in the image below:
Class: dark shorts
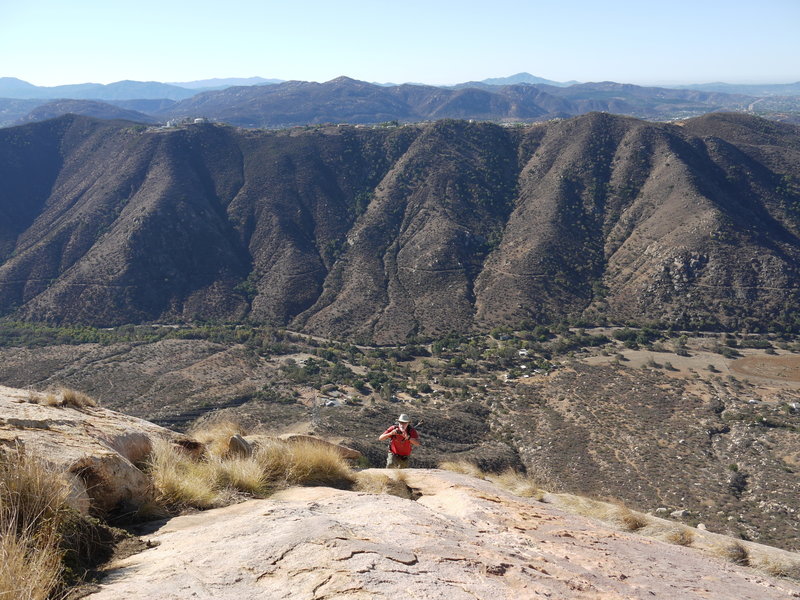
[386,452,410,469]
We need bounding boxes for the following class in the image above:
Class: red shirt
[383,425,419,456]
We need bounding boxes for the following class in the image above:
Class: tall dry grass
[211,456,267,496]
[0,450,70,600]
[147,433,356,510]
[256,439,355,488]
[148,438,219,510]
[188,420,245,458]
[0,515,64,600]
[714,541,750,566]
[664,526,695,546]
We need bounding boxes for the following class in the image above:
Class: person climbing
[379,413,420,468]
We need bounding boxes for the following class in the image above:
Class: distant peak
[326,76,365,85]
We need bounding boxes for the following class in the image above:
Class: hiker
[379,414,420,468]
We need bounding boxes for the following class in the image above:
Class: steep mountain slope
[1,113,800,339]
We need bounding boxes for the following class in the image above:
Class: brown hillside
[1,113,800,339]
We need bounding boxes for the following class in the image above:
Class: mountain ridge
[156,77,760,128]
[1,112,800,341]
[4,75,799,128]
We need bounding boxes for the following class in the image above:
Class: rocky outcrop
[87,469,800,599]
[0,385,179,514]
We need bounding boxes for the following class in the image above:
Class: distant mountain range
[152,77,758,128]
[167,77,283,89]
[477,72,580,87]
[0,77,199,101]
[2,112,800,340]
[0,73,573,100]
[665,81,800,96]
[1,74,799,129]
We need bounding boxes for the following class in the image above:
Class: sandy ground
[731,354,800,382]
[583,341,800,392]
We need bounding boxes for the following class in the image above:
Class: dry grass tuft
[664,526,695,546]
[613,505,650,532]
[555,494,615,521]
[26,388,97,408]
[254,438,355,488]
[190,420,246,458]
[148,435,355,510]
[714,541,750,566]
[211,456,267,496]
[753,555,800,579]
[438,462,547,501]
[0,450,72,534]
[487,469,544,499]
[148,439,219,510]
[0,515,64,600]
[0,450,71,599]
[58,388,97,408]
[438,460,486,479]
[354,471,412,499]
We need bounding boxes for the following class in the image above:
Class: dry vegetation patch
[261,439,355,488]
[354,471,414,499]
[438,461,546,500]
[0,452,67,600]
[147,428,357,511]
[188,420,246,458]
[0,449,115,599]
[27,387,98,408]
[148,438,220,510]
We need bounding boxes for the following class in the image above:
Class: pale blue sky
[2,0,798,87]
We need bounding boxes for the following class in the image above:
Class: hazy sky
[2,0,798,87]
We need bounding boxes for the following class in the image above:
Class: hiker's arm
[378,428,397,441]
[409,437,420,446]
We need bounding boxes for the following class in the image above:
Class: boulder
[0,385,179,515]
[227,433,253,458]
